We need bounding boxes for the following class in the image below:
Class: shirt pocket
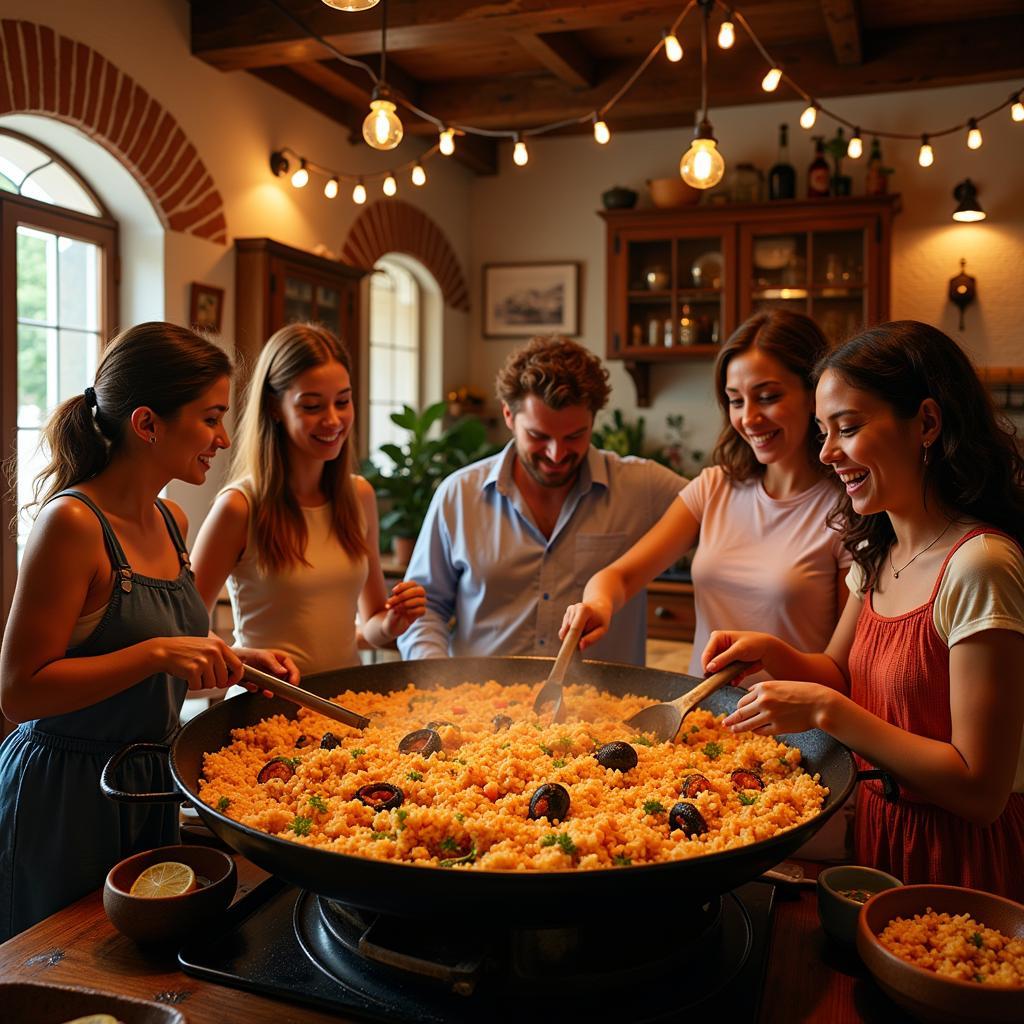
[573,532,628,586]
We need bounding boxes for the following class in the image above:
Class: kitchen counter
[0,857,912,1023]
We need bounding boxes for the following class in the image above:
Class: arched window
[0,128,118,614]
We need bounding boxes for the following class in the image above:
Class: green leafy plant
[592,408,646,457]
[362,401,499,546]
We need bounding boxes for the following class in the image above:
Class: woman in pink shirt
[564,309,849,678]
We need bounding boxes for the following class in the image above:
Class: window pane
[393,343,417,399]
[17,323,50,415]
[16,226,54,323]
[369,344,392,403]
[16,427,43,562]
[58,329,101,404]
[0,132,102,215]
[58,235,101,331]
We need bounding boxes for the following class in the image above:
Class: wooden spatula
[242,665,369,731]
[532,618,585,722]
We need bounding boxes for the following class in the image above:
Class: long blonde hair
[229,323,367,573]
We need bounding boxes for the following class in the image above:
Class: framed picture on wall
[482,262,580,338]
[189,282,225,333]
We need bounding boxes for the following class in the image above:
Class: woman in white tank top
[191,324,425,675]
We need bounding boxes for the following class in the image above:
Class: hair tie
[83,386,97,409]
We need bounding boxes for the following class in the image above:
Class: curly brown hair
[816,321,1024,593]
[712,310,831,482]
[495,335,610,414]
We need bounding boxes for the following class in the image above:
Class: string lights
[270,0,1021,204]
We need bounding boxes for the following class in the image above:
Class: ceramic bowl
[647,177,700,208]
[601,185,638,210]
[857,884,1024,1024]
[103,843,236,945]
[817,864,902,947]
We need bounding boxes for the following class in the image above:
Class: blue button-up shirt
[397,442,686,666]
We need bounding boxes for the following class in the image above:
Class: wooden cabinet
[601,195,900,405]
[646,578,696,643]
[234,237,367,398]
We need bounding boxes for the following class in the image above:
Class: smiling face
[815,368,938,516]
[503,395,593,489]
[724,348,815,471]
[276,359,354,465]
[156,375,231,485]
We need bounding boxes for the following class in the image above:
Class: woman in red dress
[703,321,1024,899]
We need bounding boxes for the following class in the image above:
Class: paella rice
[878,909,1024,986]
[199,681,829,871]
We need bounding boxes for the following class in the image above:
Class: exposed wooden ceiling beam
[820,0,863,65]
[290,56,422,112]
[514,31,596,88]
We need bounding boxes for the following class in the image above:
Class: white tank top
[225,482,368,675]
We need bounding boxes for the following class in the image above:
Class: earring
[149,436,156,445]
[922,441,931,466]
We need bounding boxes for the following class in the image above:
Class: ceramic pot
[601,186,638,209]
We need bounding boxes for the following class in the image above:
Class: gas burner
[180,877,775,1023]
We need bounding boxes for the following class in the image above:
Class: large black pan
[103,656,873,926]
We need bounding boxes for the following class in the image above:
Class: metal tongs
[242,664,369,731]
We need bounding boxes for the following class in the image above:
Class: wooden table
[0,858,910,1023]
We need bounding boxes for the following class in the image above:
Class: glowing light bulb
[799,104,817,130]
[352,181,367,205]
[847,130,863,159]
[513,138,529,166]
[382,174,397,197]
[321,1,380,10]
[411,162,426,187]
[718,17,735,49]
[966,119,982,150]
[762,67,782,92]
[680,124,725,190]
[663,31,683,63]
[593,119,611,145]
[323,176,339,199]
[918,136,934,167]
[1012,97,1024,122]
[439,128,456,156]
[362,97,403,151]
[290,161,309,188]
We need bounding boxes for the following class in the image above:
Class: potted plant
[362,401,498,562]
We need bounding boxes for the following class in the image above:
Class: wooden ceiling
[190,0,1024,174]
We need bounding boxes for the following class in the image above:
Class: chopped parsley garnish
[970,932,984,948]
[702,741,723,761]
[779,757,789,766]
[216,796,230,812]
[613,854,633,866]
[406,770,423,781]
[690,724,700,734]
[643,799,666,815]
[455,812,465,823]
[738,793,758,806]
[974,973,985,983]
[632,735,654,747]
[440,845,477,868]
[540,833,577,855]
[291,816,312,836]
[440,836,459,852]
[307,794,327,813]
[500,742,511,749]
[539,743,553,756]
[280,756,301,768]
[371,830,396,841]
[395,809,408,830]
[350,748,366,757]
[552,759,566,768]
[555,736,574,751]
[456,758,468,765]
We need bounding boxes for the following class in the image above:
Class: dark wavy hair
[495,335,610,414]
[816,321,1024,593]
[712,309,832,482]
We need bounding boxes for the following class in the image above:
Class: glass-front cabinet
[602,196,898,405]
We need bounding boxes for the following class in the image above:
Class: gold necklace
[888,519,955,579]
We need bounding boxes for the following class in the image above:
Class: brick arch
[0,19,227,244]
[341,199,469,312]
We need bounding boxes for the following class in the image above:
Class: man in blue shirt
[397,336,686,666]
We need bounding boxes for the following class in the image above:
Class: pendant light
[361,2,403,151]
[322,0,380,10]
[679,1,725,190]
[952,179,985,222]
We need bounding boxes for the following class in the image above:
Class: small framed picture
[189,282,225,333]
[482,262,580,338]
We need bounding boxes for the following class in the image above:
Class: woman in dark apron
[0,322,298,941]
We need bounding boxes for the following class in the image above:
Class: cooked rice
[198,681,828,870]
[878,908,1024,986]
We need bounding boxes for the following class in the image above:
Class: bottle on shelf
[679,304,696,345]
[768,124,796,200]
[807,136,830,198]
[663,315,675,347]
[865,137,888,196]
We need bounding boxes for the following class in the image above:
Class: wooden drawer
[646,581,695,642]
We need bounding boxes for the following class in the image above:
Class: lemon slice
[62,1016,124,1024]
[128,861,197,898]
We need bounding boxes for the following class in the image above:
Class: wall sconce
[948,258,977,330]
[952,178,985,222]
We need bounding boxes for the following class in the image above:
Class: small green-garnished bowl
[817,864,902,948]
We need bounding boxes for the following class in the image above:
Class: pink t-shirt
[681,466,851,677]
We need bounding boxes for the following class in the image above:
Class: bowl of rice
[857,884,1024,1023]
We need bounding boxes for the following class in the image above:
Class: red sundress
[848,527,1024,901]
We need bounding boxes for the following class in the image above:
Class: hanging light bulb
[847,129,863,159]
[382,174,397,197]
[411,162,426,187]
[680,120,725,190]
[352,180,367,205]
[761,67,782,92]
[799,103,818,130]
[362,89,403,151]
[918,135,934,167]
[966,118,982,150]
[593,117,611,145]
[513,136,529,167]
[718,12,735,49]
[323,176,339,199]
[439,127,456,156]
[1012,93,1024,122]
[662,30,683,63]
[290,159,309,188]
[322,0,380,10]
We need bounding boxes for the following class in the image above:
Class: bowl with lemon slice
[103,844,236,944]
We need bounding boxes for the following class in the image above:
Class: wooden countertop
[0,857,912,1023]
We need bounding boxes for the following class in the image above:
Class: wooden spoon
[623,660,752,742]
[242,664,369,731]
[531,618,585,722]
